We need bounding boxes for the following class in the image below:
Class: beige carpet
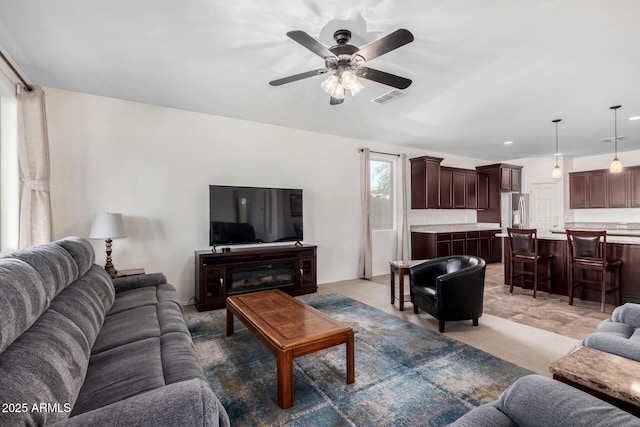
[317,263,605,377]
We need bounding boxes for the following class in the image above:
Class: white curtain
[17,85,52,248]
[358,148,372,279]
[396,153,410,263]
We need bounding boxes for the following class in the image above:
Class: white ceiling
[1,0,639,161]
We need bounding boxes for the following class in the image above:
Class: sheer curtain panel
[17,85,52,248]
[359,148,372,279]
[396,153,410,263]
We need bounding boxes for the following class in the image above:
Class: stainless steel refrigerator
[501,193,529,229]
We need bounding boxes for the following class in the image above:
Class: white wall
[46,88,490,300]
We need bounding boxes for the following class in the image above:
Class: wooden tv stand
[194,244,317,311]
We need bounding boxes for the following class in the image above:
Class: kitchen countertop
[496,230,640,245]
[410,223,501,233]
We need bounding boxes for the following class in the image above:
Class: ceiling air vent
[370,90,407,104]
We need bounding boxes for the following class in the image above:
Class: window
[0,94,19,252]
[370,159,395,230]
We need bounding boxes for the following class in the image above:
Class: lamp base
[104,238,118,279]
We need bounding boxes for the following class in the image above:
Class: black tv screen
[209,185,303,246]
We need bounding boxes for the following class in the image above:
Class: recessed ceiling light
[554,153,563,156]
[629,116,640,121]
[503,141,513,145]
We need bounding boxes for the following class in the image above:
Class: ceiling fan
[269,28,414,105]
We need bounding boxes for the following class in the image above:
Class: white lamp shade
[89,213,126,239]
[551,165,562,180]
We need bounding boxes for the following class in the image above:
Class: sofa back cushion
[0,236,94,354]
[0,237,115,425]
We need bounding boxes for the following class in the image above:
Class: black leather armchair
[409,255,486,333]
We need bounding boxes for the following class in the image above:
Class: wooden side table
[549,346,640,416]
[389,260,426,311]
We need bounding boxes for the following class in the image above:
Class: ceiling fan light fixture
[349,79,365,96]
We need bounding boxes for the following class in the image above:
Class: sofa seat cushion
[73,284,205,417]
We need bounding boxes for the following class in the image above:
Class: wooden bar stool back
[566,230,621,312]
[507,228,553,298]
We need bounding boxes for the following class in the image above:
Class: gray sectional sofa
[448,374,638,426]
[577,302,640,362]
[0,236,229,426]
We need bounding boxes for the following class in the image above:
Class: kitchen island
[501,228,640,305]
[411,223,502,263]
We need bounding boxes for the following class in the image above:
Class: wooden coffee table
[226,290,355,409]
[549,346,640,416]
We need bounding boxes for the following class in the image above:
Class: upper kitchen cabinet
[476,163,522,193]
[410,156,443,209]
[499,165,522,192]
[568,167,640,209]
[477,173,489,210]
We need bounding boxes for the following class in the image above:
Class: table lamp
[89,212,126,278]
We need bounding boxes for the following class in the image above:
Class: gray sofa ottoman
[448,374,638,426]
[0,236,229,426]
[577,302,640,362]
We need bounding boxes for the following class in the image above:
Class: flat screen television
[209,185,303,246]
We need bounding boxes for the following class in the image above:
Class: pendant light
[610,105,623,173]
[551,119,562,180]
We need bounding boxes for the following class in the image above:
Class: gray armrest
[499,374,638,427]
[112,272,167,293]
[447,402,516,427]
[55,379,229,427]
[612,303,640,329]
[584,332,640,362]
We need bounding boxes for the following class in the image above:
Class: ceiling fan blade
[356,67,412,90]
[352,29,414,62]
[269,68,329,86]
[330,97,344,105]
[287,30,336,59]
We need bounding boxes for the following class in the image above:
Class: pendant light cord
[610,105,622,160]
[552,118,561,167]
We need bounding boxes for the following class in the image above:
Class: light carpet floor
[318,264,583,377]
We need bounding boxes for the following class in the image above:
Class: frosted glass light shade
[89,213,126,239]
[610,158,623,173]
[321,74,339,95]
[551,165,562,180]
[340,71,358,89]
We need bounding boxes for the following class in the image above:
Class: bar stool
[507,228,553,298]
[566,230,621,313]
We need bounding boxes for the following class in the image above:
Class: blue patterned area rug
[185,293,532,426]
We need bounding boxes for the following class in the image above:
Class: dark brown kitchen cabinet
[439,168,453,209]
[466,172,478,209]
[477,173,489,210]
[608,170,629,208]
[411,230,501,263]
[630,168,640,207]
[569,169,621,209]
[440,167,477,210]
[410,156,443,209]
[499,165,522,192]
[569,173,587,209]
[588,171,607,208]
[452,170,466,208]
